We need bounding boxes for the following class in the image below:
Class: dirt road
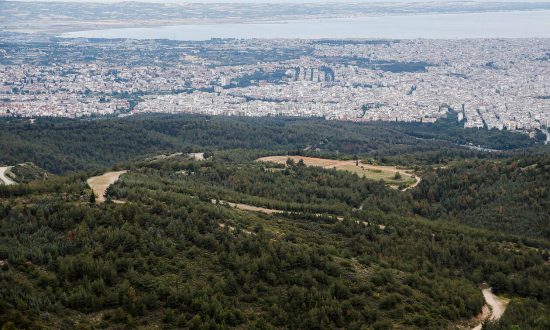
[472,288,510,330]
[87,170,127,203]
[0,166,16,185]
[213,199,385,228]
[401,175,422,191]
[212,199,283,214]
[482,288,509,321]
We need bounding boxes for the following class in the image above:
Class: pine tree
[90,190,96,204]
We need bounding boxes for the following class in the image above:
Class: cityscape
[1,37,549,137]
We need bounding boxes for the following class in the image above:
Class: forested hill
[412,155,550,240]
[0,114,545,174]
[0,154,549,329]
[0,115,549,329]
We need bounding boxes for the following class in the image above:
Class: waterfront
[61,10,550,40]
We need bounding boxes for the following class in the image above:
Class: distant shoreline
[58,10,550,40]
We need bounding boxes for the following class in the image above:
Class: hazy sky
[10,0,550,3]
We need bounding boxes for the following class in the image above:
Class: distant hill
[0,114,544,174]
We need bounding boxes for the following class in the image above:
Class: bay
[61,10,550,40]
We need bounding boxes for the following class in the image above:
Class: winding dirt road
[0,166,16,185]
[472,288,510,330]
[482,288,509,321]
[401,175,421,191]
[212,199,386,228]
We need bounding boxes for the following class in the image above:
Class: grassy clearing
[257,156,419,189]
[87,170,127,203]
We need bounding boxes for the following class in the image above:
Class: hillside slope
[1,155,548,329]
[412,156,550,239]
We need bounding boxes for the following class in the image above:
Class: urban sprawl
[1,38,549,137]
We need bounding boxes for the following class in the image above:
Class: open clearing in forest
[87,171,127,203]
[257,156,420,189]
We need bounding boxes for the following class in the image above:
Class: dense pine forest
[0,114,544,174]
[0,115,549,329]
[412,156,550,240]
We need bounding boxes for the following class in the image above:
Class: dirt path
[188,152,205,160]
[401,175,422,191]
[212,199,387,229]
[87,170,127,203]
[482,288,509,321]
[471,288,510,330]
[212,199,283,214]
[471,305,491,330]
[149,152,183,161]
[218,223,254,235]
[0,166,16,186]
